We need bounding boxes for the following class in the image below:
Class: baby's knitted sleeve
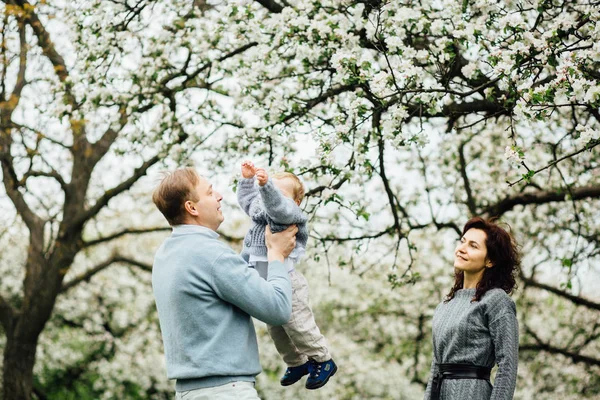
[237,177,259,216]
[259,180,307,225]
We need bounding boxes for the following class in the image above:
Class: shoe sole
[305,365,338,390]
[281,378,302,387]
[281,373,309,387]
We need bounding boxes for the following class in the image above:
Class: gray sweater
[237,177,308,261]
[424,288,519,400]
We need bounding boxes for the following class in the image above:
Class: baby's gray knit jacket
[237,177,308,261]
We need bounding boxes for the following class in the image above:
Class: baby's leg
[267,325,308,367]
[283,270,331,362]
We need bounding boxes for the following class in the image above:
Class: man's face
[187,176,224,230]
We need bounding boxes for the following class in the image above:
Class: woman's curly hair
[446,217,521,302]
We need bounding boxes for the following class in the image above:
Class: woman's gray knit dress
[424,288,519,400]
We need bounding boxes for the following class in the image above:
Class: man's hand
[256,168,268,186]
[241,161,256,178]
[265,225,297,262]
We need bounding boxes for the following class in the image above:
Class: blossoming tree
[0,0,599,399]
[0,0,245,398]
[216,0,600,397]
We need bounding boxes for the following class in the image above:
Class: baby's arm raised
[259,180,307,225]
[237,161,260,216]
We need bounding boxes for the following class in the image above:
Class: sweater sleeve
[258,179,307,225]
[237,177,259,216]
[423,354,439,400]
[489,298,519,400]
[209,248,292,326]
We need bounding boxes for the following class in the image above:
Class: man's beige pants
[261,267,331,367]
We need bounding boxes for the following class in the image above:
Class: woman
[424,217,520,400]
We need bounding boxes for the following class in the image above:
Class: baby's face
[273,178,299,205]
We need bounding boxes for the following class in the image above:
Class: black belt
[431,363,491,400]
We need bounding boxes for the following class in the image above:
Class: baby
[237,160,337,390]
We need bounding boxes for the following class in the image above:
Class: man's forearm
[267,248,285,263]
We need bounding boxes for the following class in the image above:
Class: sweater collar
[171,224,220,239]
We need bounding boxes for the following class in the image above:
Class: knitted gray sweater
[424,288,519,400]
[237,177,308,261]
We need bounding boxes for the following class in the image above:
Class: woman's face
[454,228,491,273]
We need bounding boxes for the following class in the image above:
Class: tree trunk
[2,333,38,400]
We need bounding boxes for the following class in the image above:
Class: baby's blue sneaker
[280,361,310,386]
[305,359,337,390]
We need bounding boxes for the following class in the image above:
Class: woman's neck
[463,270,484,289]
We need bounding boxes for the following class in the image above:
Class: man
[151,167,297,400]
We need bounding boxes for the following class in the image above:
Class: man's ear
[184,200,199,216]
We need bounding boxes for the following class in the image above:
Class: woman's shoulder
[481,288,516,315]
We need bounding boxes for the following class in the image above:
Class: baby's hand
[256,168,268,186]
[241,161,256,178]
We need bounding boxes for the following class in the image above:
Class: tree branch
[280,83,359,125]
[82,226,172,248]
[411,314,427,386]
[458,136,477,215]
[376,114,402,238]
[507,140,600,187]
[521,273,600,311]
[182,42,258,87]
[61,255,152,292]
[88,106,127,167]
[413,221,462,237]
[401,99,508,122]
[519,343,600,367]
[11,0,77,108]
[315,226,395,243]
[71,154,161,232]
[305,176,349,198]
[1,14,28,114]
[0,144,45,231]
[0,7,45,232]
[61,257,119,292]
[483,185,600,217]
[521,323,600,367]
[13,16,26,96]
[20,169,67,191]
[10,122,72,149]
[116,255,152,272]
[254,0,284,13]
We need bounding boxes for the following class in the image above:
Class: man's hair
[152,168,200,225]
[272,172,305,203]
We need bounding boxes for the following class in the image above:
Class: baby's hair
[272,172,305,203]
